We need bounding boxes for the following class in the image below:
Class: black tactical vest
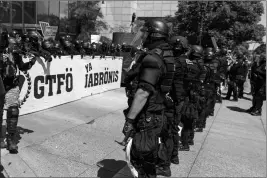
[150,45,175,94]
[147,44,176,108]
[172,55,187,101]
[204,60,218,83]
[184,58,202,83]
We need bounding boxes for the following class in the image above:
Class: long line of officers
[121,19,266,178]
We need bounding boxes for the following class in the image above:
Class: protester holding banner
[0,31,37,152]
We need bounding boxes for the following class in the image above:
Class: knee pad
[7,106,19,118]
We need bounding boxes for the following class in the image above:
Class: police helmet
[42,40,54,49]
[169,36,188,53]
[27,30,43,43]
[204,47,214,60]
[141,20,169,39]
[190,45,204,58]
[54,41,62,49]
[82,41,90,49]
[63,40,73,47]
[9,30,20,38]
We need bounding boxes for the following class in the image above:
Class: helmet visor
[130,26,149,48]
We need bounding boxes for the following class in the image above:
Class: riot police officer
[236,56,249,99]
[0,31,37,152]
[179,45,206,151]
[161,36,189,165]
[203,47,220,116]
[246,53,266,116]
[224,55,240,101]
[122,20,175,178]
[195,47,218,133]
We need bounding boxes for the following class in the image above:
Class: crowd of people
[0,27,143,153]
[0,19,265,178]
[120,20,266,178]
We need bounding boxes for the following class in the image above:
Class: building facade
[0,1,178,39]
[100,1,178,38]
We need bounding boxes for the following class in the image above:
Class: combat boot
[209,111,214,116]
[179,145,189,151]
[195,128,203,132]
[171,156,179,165]
[156,166,171,177]
[250,110,261,116]
[6,133,18,152]
[188,140,194,145]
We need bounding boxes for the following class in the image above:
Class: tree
[254,43,266,55]
[68,1,108,37]
[170,1,266,49]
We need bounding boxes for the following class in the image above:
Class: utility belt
[136,111,164,132]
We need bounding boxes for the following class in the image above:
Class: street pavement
[0,83,266,177]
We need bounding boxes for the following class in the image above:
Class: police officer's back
[122,20,175,178]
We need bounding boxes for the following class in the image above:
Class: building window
[24,1,36,24]
[12,1,23,24]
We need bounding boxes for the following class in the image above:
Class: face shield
[130,26,149,48]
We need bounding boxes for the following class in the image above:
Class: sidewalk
[1,87,266,177]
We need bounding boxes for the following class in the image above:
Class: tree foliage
[68,1,108,36]
[170,1,266,48]
[254,43,266,54]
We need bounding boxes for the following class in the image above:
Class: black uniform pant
[252,85,266,112]
[157,101,182,168]
[173,101,183,156]
[180,100,198,147]
[236,80,245,98]
[226,80,238,100]
[181,116,194,147]
[131,113,164,178]
[215,83,222,102]
[205,83,216,115]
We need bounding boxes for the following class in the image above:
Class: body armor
[204,61,218,83]
[139,43,175,112]
[172,55,187,101]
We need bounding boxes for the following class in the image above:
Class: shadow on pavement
[13,126,34,154]
[241,96,252,101]
[243,91,252,95]
[97,159,127,178]
[227,106,247,113]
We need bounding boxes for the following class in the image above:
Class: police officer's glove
[122,118,136,138]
